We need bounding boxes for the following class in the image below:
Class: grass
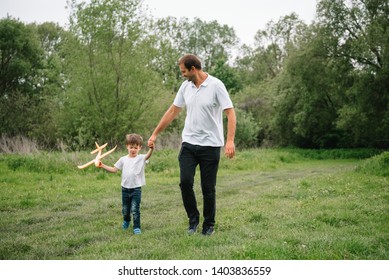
[0,148,388,260]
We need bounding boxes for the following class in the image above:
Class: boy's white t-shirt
[114,154,148,189]
[173,74,233,147]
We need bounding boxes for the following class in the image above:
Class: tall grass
[0,148,388,260]
[356,151,389,177]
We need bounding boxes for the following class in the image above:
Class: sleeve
[140,154,149,165]
[173,82,187,108]
[216,80,233,110]
[114,157,123,170]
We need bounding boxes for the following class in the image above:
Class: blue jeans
[178,142,221,228]
[121,187,141,229]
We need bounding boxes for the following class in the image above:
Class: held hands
[147,135,156,149]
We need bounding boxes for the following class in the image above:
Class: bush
[232,108,261,149]
[356,151,389,177]
[0,135,39,154]
[284,148,381,160]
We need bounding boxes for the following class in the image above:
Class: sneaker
[122,221,130,230]
[201,226,215,236]
[187,223,198,235]
[133,228,141,235]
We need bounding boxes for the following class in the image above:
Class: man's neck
[193,71,208,88]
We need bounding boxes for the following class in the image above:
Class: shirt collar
[190,73,210,88]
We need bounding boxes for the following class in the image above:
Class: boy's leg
[131,187,142,230]
[122,187,131,228]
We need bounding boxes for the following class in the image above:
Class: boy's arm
[97,161,119,173]
[145,146,154,161]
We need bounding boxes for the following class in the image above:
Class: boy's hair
[125,134,143,146]
[179,54,202,70]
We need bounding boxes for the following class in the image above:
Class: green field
[0,149,388,260]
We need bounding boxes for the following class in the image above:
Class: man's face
[179,63,195,82]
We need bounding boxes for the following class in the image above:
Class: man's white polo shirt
[173,74,233,147]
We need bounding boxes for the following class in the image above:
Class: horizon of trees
[1,0,388,150]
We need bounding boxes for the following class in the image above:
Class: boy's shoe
[122,221,130,230]
[187,223,199,235]
[133,228,141,235]
[201,226,215,236]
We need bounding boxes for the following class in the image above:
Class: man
[148,54,236,236]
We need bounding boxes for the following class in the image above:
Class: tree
[233,14,310,147]
[270,0,389,148]
[272,29,351,148]
[60,0,170,148]
[0,18,45,138]
[235,13,308,85]
[317,0,389,147]
[209,59,242,94]
[150,17,240,91]
[29,22,69,146]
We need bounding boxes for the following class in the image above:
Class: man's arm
[224,107,236,159]
[148,104,182,147]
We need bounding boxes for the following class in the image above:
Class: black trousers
[178,142,221,228]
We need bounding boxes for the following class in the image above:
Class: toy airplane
[77,142,117,169]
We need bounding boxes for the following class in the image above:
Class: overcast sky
[1,0,317,46]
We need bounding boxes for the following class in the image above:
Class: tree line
[1,0,388,150]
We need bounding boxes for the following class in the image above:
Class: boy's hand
[96,161,103,168]
[148,135,156,149]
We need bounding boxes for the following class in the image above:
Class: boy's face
[126,144,141,158]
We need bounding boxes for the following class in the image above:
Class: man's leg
[178,143,200,230]
[199,146,220,232]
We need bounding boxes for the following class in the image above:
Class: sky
[1,0,317,46]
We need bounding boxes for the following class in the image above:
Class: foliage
[59,0,171,148]
[0,18,44,137]
[316,0,389,147]
[0,0,388,150]
[266,0,389,148]
[149,16,240,94]
[356,151,389,177]
[231,108,260,149]
[209,59,242,94]
[235,13,308,85]
[270,25,351,148]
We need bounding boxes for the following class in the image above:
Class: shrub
[356,151,389,177]
[0,135,39,154]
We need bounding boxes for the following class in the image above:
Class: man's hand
[224,140,235,159]
[148,135,156,149]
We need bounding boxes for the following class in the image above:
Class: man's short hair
[179,54,202,70]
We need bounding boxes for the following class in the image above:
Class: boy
[98,134,154,235]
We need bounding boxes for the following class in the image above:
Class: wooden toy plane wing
[77,159,96,169]
[97,145,117,160]
[91,142,108,154]
[77,143,117,169]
